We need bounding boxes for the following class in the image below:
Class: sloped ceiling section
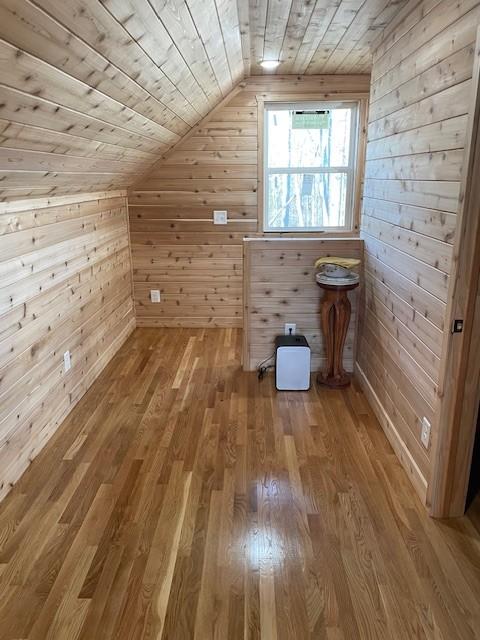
[0,0,407,201]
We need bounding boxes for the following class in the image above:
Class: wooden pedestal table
[316,273,359,388]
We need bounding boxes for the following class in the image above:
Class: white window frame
[263,101,360,233]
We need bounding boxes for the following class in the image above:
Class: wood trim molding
[255,93,368,235]
[256,96,265,234]
[251,92,370,102]
[428,28,480,518]
[352,239,365,366]
[355,362,428,503]
[125,196,137,327]
[242,239,251,369]
[353,98,369,233]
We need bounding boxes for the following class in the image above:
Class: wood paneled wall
[129,75,370,328]
[0,0,245,201]
[243,238,363,372]
[357,0,480,503]
[0,0,405,201]
[0,191,135,501]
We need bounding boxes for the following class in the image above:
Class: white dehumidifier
[275,335,311,391]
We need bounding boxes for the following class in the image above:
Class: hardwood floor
[0,328,479,639]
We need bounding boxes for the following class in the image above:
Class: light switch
[150,290,161,303]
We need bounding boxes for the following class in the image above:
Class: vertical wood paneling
[247,0,410,75]
[357,0,480,500]
[0,192,135,501]
[128,75,370,328]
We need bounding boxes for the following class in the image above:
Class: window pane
[267,108,352,168]
[266,172,347,229]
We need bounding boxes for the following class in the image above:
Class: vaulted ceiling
[0,0,408,201]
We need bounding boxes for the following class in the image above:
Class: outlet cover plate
[213,210,228,224]
[284,323,296,335]
[421,417,431,449]
[150,289,161,303]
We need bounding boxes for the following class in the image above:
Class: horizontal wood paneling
[243,238,363,371]
[129,75,370,327]
[357,0,480,501]
[0,1,405,200]
[0,192,135,501]
[0,0,248,200]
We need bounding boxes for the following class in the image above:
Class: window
[263,102,359,232]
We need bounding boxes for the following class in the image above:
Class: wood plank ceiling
[0,0,408,200]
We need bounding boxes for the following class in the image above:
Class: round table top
[315,272,360,288]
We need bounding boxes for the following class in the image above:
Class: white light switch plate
[213,210,228,224]
[421,417,431,449]
[63,350,71,372]
[150,290,161,303]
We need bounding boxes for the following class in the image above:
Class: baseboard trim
[355,362,428,505]
[135,318,242,328]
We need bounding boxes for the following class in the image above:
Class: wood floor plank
[0,328,479,639]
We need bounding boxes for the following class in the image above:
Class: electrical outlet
[150,289,161,303]
[63,350,71,372]
[421,417,431,449]
[284,323,296,335]
[213,210,228,224]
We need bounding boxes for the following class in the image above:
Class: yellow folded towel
[314,256,360,269]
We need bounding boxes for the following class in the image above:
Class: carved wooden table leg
[319,291,336,382]
[316,281,359,388]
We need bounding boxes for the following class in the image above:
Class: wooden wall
[129,75,370,328]
[0,0,248,200]
[243,238,363,372]
[0,0,402,201]
[0,191,135,501]
[357,0,480,503]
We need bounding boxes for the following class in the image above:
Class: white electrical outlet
[63,350,71,372]
[421,417,431,449]
[284,323,296,335]
[213,210,228,224]
[150,289,161,303]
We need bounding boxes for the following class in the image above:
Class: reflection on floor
[0,328,479,639]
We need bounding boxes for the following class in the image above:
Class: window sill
[247,229,360,239]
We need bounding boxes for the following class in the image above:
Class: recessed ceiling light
[260,60,280,70]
